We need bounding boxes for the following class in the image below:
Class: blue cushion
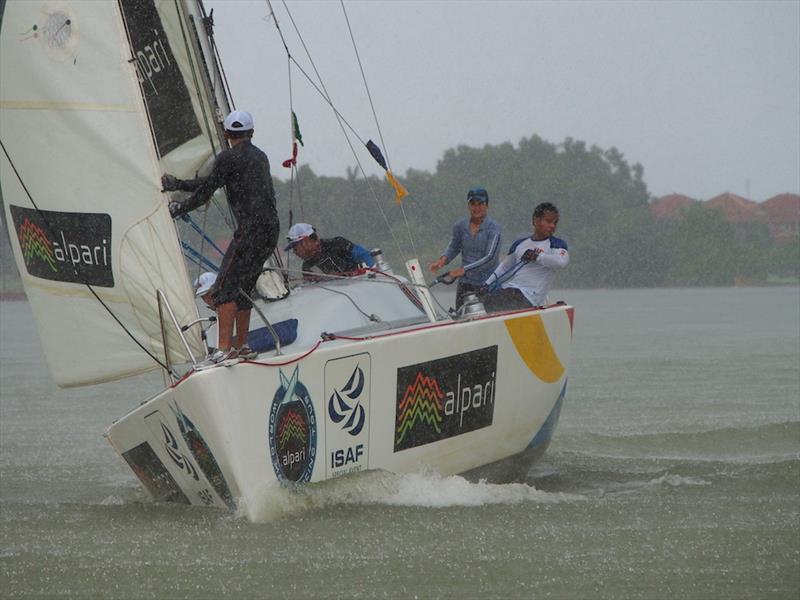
[247,319,298,353]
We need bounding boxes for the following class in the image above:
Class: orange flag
[386,169,408,204]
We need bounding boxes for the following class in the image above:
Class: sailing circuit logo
[171,403,236,510]
[9,205,114,287]
[394,346,498,452]
[268,366,317,483]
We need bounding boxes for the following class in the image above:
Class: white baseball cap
[284,222,315,250]
[223,110,254,132]
[193,272,217,297]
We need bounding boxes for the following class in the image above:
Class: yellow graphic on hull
[504,314,564,383]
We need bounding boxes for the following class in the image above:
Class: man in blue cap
[429,187,502,309]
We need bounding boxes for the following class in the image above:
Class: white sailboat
[0,0,574,520]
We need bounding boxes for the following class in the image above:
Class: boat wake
[239,469,586,522]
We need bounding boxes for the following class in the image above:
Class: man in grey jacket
[429,187,502,309]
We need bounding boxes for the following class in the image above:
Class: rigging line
[182,251,206,271]
[315,284,380,322]
[195,205,210,282]
[267,0,364,146]
[174,1,236,234]
[0,138,170,373]
[397,190,419,258]
[485,258,527,291]
[181,241,219,271]
[338,1,418,260]
[264,0,291,57]
[339,1,389,168]
[280,266,429,290]
[183,214,225,257]
[284,54,300,279]
[274,0,404,260]
[286,55,304,221]
[174,0,220,158]
[198,4,236,108]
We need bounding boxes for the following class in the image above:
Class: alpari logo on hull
[9,205,113,287]
[394,346,498,452]
[268,366,317,483]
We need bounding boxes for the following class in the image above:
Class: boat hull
[105,304,573,519]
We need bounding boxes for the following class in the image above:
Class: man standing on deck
[284,222,375,279]
[429,187,501,309]
[480,202,569,312]
[161,110,278,363]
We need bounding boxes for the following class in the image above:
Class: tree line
[2,133,797,293]
[272,134,798,287]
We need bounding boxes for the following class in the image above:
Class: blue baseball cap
[467,187,489,203]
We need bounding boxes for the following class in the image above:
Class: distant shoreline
[0,281,798,303]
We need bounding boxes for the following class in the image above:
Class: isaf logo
[268,366,317,483]
[10,205,114,287]
[325,354,370,478]
[394,346,498,452]
[328,364,366,436]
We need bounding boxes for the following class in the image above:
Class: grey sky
[205,0,800,202]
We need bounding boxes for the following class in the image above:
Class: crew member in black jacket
[162,110,278,363]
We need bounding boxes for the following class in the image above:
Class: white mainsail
[0,0,226,386]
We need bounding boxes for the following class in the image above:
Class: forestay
[0,0,225,386]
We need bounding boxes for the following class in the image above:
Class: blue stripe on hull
[528,379,567,451]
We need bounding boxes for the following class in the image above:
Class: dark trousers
[480,288,532,313]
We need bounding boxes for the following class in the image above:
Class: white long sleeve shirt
[486,235,570,306]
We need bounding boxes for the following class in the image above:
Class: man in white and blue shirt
[481,202,569,312]
[429,187,502,308]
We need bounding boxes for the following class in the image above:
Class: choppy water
[1,287,798,599]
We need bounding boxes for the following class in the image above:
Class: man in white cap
[194,271,217,310]
[284,223,374,279]
[161,110,278,362]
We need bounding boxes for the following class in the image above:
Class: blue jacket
[442,217,502,286]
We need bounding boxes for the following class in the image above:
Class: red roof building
[705,192,766,224]
[762,193,800,243]
[650,193,697,219]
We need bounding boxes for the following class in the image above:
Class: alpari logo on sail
[394,346,498,452]
[268,366,317,483]
[118,0,202,156]
[9,205,114,287]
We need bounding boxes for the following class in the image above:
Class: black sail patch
[10,205,114,287]
[119,0,202,156]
